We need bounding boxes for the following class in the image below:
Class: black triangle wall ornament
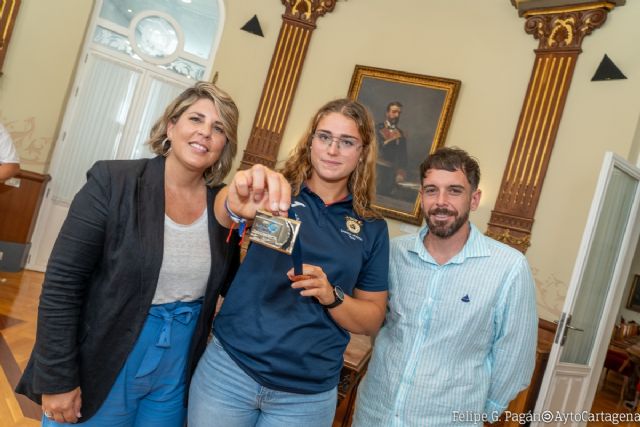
[592,54,627,81]
[241,15,264,37]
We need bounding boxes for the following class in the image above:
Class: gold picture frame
[627,274,640,313]
[0,0,22,75]
[348,65,460,225]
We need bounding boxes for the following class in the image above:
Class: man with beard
[353,147,537,427]
[376,101,408,197]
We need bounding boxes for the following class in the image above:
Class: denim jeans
[42,300,201,427]
[188,336,337,427]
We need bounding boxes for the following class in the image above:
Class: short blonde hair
[148,81,239,186]
[280,98,380,220]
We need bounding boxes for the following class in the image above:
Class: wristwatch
[324,286,345,309]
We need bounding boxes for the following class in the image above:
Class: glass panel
[52,56,140,203]
[163,57,205,80]
[134,15,178,59]
[99,0,220,60]
[94,27,202,80]
[131,78,184,159]
[94,26,137,59]
[560,166,638,364]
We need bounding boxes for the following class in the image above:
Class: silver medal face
[249,210,301,254]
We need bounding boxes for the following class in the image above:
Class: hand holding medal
[288,264,340,307]
[226,163,291,219]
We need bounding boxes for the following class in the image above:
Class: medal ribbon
[289,207,303,275]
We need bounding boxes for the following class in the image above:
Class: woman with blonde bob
[189,98,390,427]
[17,82,290,426]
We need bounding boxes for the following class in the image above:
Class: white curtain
[52,55,140,203]
[130,78,183,160]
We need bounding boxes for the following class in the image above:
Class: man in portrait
[376,101,408,198]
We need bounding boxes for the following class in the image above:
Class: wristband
[225,197,245,223]
[224,197,247,237]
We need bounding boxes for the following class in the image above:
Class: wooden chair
[601,348,634,407]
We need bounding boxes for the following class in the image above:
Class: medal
[249,209,302,257]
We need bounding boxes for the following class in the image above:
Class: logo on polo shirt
[345,216,362,234]
[461,294,470,303]
[291,201,306,208]
[341,216,363,241]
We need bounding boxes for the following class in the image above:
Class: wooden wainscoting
[0,170,50,244]
[0,171,50,271]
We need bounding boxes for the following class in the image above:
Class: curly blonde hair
[280,99,380,220]
[148,81,239,187]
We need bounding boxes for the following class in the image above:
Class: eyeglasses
[312,131,362,152]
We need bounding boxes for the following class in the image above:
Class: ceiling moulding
[511,0,625,16]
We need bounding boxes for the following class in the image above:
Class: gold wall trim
[534,55,572,187]
[523,1,614,17]
[262,24,295,130]
[486,229,532,248]
[271,27,305,132]
[527,56,560,188]
[258,25,289,128]
[277,31,310,133]
[506,57,542,187]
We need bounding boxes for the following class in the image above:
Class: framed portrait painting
[348,65,460,225]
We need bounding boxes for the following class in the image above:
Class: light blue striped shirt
[353,223,537,427]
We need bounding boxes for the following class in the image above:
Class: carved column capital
[524,4,612,50]
[282,0,337,26]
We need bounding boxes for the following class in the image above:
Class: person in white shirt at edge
[0,123,20,182]
[353,146,537,427]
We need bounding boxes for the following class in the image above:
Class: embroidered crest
[345,216,362,235]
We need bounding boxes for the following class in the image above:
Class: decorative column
[486,2,613,253]
[239,0,337,169]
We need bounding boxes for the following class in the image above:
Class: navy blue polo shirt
[214,185,389,394]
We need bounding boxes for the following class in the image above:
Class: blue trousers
[43,299,201,427]
[188,336,337,427]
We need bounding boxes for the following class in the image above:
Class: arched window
[52,0,224,202]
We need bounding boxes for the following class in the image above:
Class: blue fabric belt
[135,301,201,378]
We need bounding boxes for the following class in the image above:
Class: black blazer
[16,156,240,421]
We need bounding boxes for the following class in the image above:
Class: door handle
[553,319,584,332]
[554,316,584,346]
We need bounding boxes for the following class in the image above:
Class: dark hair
[419,147,481,190]
[386,101,403,111]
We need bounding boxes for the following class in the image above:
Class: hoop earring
[162,138,172,157]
